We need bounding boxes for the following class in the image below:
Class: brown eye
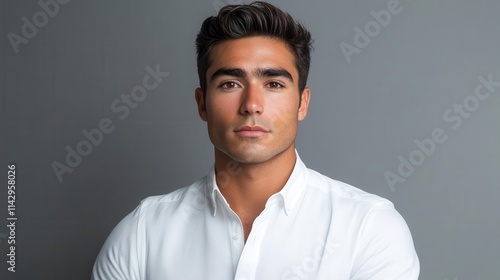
[267,81,284,88]
[221,81,239,89]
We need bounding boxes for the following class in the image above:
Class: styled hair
[195,1,313,96]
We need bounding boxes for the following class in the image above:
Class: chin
[228,151,271,164]
[225,145,291,165]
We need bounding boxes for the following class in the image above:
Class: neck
[214,145,297,217]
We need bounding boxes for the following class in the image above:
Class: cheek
[206,100,233,132]
[207,94,238,113]
[271,99,300,123]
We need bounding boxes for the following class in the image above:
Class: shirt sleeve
[349,204,420,280]
[91,205,144,280]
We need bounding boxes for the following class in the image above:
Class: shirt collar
[207,150,309,217]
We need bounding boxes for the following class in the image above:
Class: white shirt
[92,153,419,280]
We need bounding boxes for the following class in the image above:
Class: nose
[239,84,264,115]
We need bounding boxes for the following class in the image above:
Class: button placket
[234,204,276,280]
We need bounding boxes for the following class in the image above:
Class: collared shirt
[92,153,419,280]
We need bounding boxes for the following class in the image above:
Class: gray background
[1,0,499,279]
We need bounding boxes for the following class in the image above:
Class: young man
[92,2,419,279]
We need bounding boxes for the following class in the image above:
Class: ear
[298,87,310,121]
[195,88,208,121]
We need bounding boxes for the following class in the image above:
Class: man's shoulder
[305,168,393,209]
[136,176,209,213]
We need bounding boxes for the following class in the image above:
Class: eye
[220,81,240,89]
[267,81,284,89]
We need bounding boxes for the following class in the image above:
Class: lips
[234,125,269,137]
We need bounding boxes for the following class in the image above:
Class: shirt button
[232,234,239,240]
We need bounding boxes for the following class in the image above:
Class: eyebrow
[209,67,294,83]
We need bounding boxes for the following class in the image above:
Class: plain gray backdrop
[1,0,499,279]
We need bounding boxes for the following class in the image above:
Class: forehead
[207,36,298,80]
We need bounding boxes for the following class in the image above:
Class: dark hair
[195,1,313,96]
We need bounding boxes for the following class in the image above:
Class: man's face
[195,36,310,164]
